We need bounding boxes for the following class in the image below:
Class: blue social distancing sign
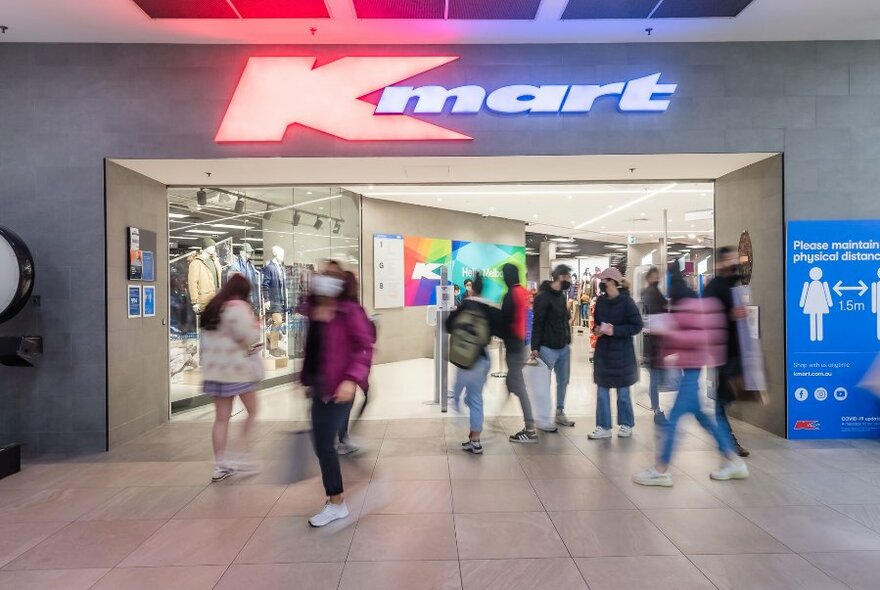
[786,220,880,438]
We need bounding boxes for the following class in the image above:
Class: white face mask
[312,275,344,298]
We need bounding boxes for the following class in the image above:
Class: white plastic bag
[524,359,553,429]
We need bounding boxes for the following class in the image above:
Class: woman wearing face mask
[301,263,374,527]
[588,267,644,440]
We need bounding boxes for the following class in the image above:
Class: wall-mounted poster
[373,234,405,309]
[143,285,156,318]
[142,251,155,282]
[402,235,526,306]
[128,285,142,318]
[128,226,157,281]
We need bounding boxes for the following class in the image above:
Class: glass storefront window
[167,186,362,416]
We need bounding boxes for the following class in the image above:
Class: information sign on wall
[373,234,405,309]
[786,221,880,438]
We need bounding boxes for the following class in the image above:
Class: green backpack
[449,306,491,369]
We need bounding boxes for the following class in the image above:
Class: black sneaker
[462,440,483,455]
[653,411,669,426]
[509,429,539,444]
[736,443,751,458]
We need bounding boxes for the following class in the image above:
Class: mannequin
[228,242,260,308]
[188,237,222,314]
[262,245,289,357]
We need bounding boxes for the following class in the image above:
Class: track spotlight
[332,220,342,234]
[314,217,323,230]
[196,189,207,206]
[292,211,301,227]
[234,197,245,213]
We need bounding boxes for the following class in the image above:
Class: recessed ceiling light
[437,198,443,202]
[489,207,495,212]
[567,195,572,200]
[533,214,539,219]
[368,185,375,190]
[607,205,614,210]
[688,233,697,239]
[690,224,695,228]
[600,226,606,229]
[640,212,646,217]
[307,191,313,195]
[570,221,576,225]
[168,213,188,219]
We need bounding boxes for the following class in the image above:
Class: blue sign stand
[786,220,880,438]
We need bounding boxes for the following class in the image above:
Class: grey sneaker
[555,411,575,427]
[461,440,483,455]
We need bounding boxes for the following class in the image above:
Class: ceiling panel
[232,0,330,19]
[353,0,445,19]
[653,0,755,18]
[562,0,660,20]
[132,0,237,19]
[449,0,542,20]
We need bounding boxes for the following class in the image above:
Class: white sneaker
[633,467,674,487]
[588,427,613,440]
[336,439,360,456]
[710,459,750,481]
[308,501,349,528]
[618,425,633,438]
[211,465,234,482]
[226,452,260,474]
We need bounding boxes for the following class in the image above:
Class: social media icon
[814,387,828,402]
[834,387,848,401]
[794,388,809,402]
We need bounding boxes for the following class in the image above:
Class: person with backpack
[447,273,501,455]
[198,274,263,483]
[530,264,576,431]
[501,263,538,443]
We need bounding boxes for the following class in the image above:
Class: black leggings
[311,397,352,497]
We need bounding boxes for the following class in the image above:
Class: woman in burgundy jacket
[633,265,748,487]
[300,266,374,527]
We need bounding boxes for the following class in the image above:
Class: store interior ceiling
[6,0,877,44]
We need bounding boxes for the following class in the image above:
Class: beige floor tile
[796,449,880,471]
[584,450,683,477]
[740,505,880,552]
[549,510,679,557]
[120,518,261,567]
[0,488,122,522]
[385,420,446,439]
[0,569,109,590]
[269,480,367,517]
[691,554,847,590]
[344,420,388,440]
[215,563,344,590]
[611,474,726,509]
[340,457,378,482]
[349,513,457,561]
[517,455,602,479]
[373,456,450,481]
[575,556,715,590]
[340,561,462,590]
[380,437,448,457]
[829,504,880,533]
[696,473,820,507]
[771,471,880,504]
[91,566,226,590]
[448,455,525,480]
[451,479,542,513]
[0,464,84,491]
[510,434,581,455]
[744,450,845,475]
[668,451,729,477]
[81,486,205,521]
[364,480,453,514]
[174,485,285,519]
[802,551,880,590]
[236,516,355,564]
[460,558,587,590]
[5,520,164,570]
[644,508,791,555]
[455,512,568,559]
[530,478,635,512]
[0,522,68,567]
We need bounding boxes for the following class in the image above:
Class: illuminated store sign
[216,56,677,143]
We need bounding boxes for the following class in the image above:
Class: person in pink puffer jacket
[633,265,749,487]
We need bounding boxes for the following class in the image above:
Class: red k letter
[216,56,472,142]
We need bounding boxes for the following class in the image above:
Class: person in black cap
[530,263,575,431]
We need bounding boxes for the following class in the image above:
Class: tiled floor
[3,411,880,589]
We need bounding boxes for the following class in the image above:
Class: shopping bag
[524,358,552,429]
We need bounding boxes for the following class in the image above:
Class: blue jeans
[659,368,735,466]
[539,346,571,411]
[453,355,490,433]
[596,386,635,429]
[649,366,663,411]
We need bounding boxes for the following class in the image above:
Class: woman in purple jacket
[301,266,374,527]
[633,265,748,487]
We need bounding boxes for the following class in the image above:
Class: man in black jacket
[530,264,575,430]
[703,246,750,458]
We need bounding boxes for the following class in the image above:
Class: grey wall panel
[1,41,880,449]
[715,156,785,436]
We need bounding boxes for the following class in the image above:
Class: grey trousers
[505,340,534,429]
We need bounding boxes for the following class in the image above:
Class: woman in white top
[199,274,264,482]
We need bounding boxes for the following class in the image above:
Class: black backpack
[449,305,491,369]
